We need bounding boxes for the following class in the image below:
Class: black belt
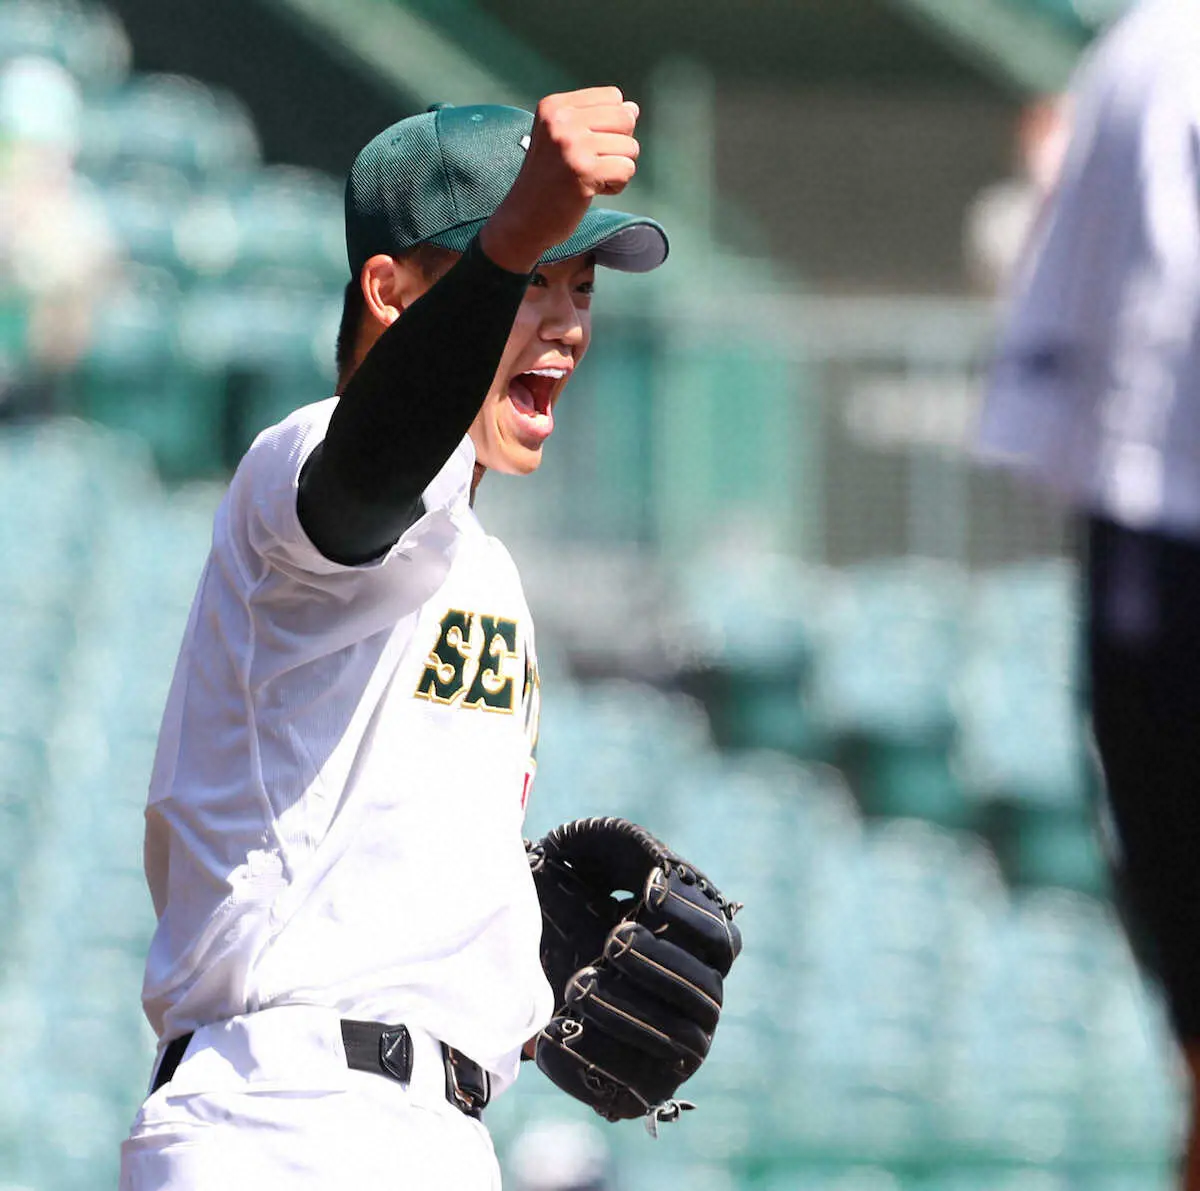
[151,1020,491,1120]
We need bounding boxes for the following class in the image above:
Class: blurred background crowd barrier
[0,1,1184,1189]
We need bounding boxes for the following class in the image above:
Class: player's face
[469,254,594,477]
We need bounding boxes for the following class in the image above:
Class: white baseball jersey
[140,398,553,1090]
[979,0,1200,535]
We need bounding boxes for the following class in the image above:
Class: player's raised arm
[297,89,641,566]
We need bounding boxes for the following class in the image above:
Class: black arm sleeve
[297,236,532,565]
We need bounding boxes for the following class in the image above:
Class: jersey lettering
[463,615,519,711]
[415,609,474,703]
[415,609,521,713]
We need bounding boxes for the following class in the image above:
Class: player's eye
[529,271,549,288]
[575,279,595,296]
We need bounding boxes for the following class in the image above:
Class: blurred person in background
[508,1121,612,1191]
[0,53,117,416]
[963,94,1071,294]
[979,1,1200,1184]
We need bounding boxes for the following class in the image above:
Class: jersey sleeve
[229,398,475,583]
[980,19,1200,481]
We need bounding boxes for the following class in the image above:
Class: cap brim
[427,207,669,273]
[543,208,669,273]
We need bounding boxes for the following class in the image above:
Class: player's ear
[360,254,430,328]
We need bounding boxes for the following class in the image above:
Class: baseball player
[118,88,670,1190]
[980,3,1200,1184]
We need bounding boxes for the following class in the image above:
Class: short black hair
[335,243,460,380]
[335,278,364,380]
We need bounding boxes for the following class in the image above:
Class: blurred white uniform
[980,0,1200,535]
[121,399,553,1189]
[509,1121,611,1191]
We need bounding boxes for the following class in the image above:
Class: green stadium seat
[0,602,75,686]
[956,562,1087,812]
[531,680,717,833]
[97,176,194,277]
[226,166,347,285]
[915,1173,1072,1191]
[855,738,967,827]
[984,804,1109,896]
[0,0,129,91]
[813,561,965,742]
[955,658,1087,809]
[0,419,125,574]
[73,867,153,948]
[0,293,31,392]
[0,674,59,741]
[81,366,226,479]
[28,1088,124,1188]
[1083,1174,1175,1191]
[652,337,808,559]
[175,280,338,464]
[171,192,241,279]
[677,553,825,756]
[611,1146,741,1191]
[666,753,847,866]
[812,562,968,825]
[1076,984,1186,1165]
[758,1169,908,1191]
[78,74,260,183]
[80,274,227,477]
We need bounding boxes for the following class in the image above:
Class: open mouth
[506,368,564,442]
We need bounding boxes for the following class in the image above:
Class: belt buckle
[441,1044,490,1117]
[378,1025,413,1083]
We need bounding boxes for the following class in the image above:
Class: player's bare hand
[481,86,640,273]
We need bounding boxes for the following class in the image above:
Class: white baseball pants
[119,1005,502,1191]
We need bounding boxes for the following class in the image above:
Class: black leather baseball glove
[526,817,743,1131]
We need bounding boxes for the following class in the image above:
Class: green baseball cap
[345,103,669,278]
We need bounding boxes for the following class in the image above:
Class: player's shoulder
[234,397,338,485]
[247,397,339,455]
[216,397,341,570]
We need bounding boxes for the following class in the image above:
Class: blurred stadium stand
[0,0,1180,1189]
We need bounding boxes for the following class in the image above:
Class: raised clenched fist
[480,87,641,273]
